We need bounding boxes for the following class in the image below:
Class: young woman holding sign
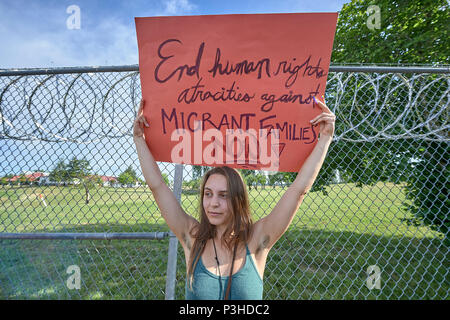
[133,96,335,300]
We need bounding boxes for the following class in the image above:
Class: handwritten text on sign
[135,13,338,172]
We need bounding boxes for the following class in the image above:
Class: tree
[49,157,93,203]
[67,157,92,204]
[254,172,267,190]
[49,158,68,185]
[67,157,91,181]
[192,165,203,180]
[0,176,9,185]
[118,172,135,186]
[332,0,449,65]
[268,171,296,188]
[192,165,212,180]
[118,166,138,186]
[183,178,200,191]
[239,169,255,190]
[403,141,449,244]
[86,175,103,187]
[328,0,449,241]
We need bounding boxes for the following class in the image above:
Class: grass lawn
[0,182,448,299]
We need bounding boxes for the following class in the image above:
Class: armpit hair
[182,232,192,250]
[255,235,270,255]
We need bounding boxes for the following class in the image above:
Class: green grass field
[0,182,448,299]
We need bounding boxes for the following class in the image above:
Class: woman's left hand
[310,96,336,138]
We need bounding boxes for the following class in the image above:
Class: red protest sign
[135,13,337,172]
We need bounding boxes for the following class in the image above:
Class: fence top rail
[330,65,449,74]
[0,64,448,76]
[0,65,140,76]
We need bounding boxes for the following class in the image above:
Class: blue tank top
[185,244,263,300]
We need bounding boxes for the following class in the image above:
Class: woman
[133,96,335,300]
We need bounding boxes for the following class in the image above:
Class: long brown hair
[187,166,253,296]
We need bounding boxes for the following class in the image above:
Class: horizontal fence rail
[1,64,449,76]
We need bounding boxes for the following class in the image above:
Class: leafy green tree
[327,0,449,241]
[86,175,103,187]
[1,174,14,185]
[67,157,91,182]
[332,0,449,64]
[118,166,139,185]
[49,158,68,185]
[16,174,28,185]
[268,172,297,188]
[118,172,135,185]
[192,165,213,180]
[0,177,9,185]
[403,141,449,244]
[66,157,92,204]
[254,173,267,190]
[192,165,203,180]
[239,169,255,190]
[183,178,200,190]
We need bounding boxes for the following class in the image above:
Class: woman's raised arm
[133,99,197,248]
[253,96,335,251]
[133,99,165,190]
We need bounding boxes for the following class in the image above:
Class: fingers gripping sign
[311,95,335,139]
[133,98,150,139]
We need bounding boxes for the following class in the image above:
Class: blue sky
[0,0,351,69]
[0,0,351,181]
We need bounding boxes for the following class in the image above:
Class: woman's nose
[211,195,220,207]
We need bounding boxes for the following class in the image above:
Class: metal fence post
[165,163,183,300]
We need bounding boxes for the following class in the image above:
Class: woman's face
[203,174,232,226]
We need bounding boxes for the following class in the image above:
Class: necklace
[212,237,238,300]
[212,238,222,278]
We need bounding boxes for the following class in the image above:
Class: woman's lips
[208,211,222,216]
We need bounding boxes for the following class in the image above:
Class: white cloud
[0,22,138,69]
[0,0,198,69]
[72,17,139,67]
[0,2,146,69]
[163,0,197,15]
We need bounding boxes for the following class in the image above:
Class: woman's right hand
[133,98,150,139]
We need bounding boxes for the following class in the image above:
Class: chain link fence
[0,64,448,299]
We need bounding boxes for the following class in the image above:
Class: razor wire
[1,66,448,143]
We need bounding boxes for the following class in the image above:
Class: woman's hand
[133,98,150,139]
[310,96,335,138]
